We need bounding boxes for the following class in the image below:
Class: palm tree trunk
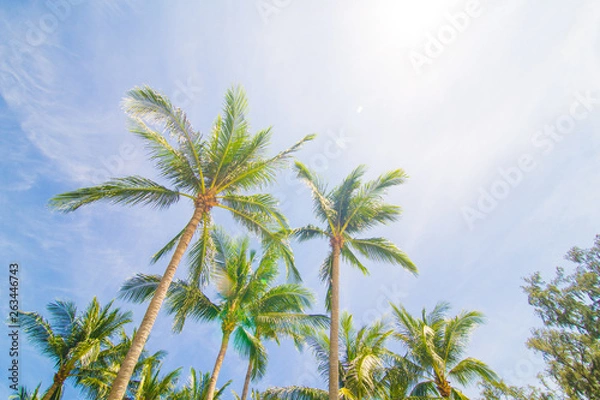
[42,371,65,400]
[206,330,232,400]
[107,206,205,400]
[240,358,253,400]
[328,244,341,400]
[41,382,60,400]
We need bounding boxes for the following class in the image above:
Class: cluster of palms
[22,86,498,399]
[263,304,497,399]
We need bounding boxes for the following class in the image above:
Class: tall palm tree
[20,298,132,400]
[391,302,498,399]
[263,312,394,400]
[49,85,313,399]
[121,228,321,400]
[293,162,417,399]
[168,368,231,400]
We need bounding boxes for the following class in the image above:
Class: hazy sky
[2,0,600,398]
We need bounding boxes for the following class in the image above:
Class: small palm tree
[76,330,168,400]
[263,312,393,400]
[49,85,313,399]
[169,368,231,400]
[15,385,42,400]
[130,358,180,400]
[293,162,417,400]
[391,302,498,399]
[121,228,321,400]
[20,298,132,400]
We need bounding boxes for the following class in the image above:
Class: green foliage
[478,380,554,400]
[14,385,42,400]
[20,298,132,399]
[50,85,313,284]
[120,228,323,395]
[169,368,231,400]
[75,330,168,399]
[293,161,417,307]
[265,313,394,400]
[130,358,180,400]
[522,234,600,399]
[391,302,498,399]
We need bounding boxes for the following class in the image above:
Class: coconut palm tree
[120,228,321,400]
[168,368,231,400]
[263,312,394,400]
[292,162,417,399]
[49,85,314,399]
[20,298,132,400]
[391,302,498,399]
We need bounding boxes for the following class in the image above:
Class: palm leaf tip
[349,238,418,275]
[118,274,162,303]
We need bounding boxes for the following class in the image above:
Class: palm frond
[47,300,78,338]
[186,214,215,285]
[217,204,299,281]
[233,326,268,380]
[348,237,417,274]
[166,280,220,333]
[330,164,366,229]
[448,357,498,386]
[119,274,162,304]
[49,176,183,212]
[217,134,315,192]
[340,244,369,275]
[208,85,250,188]
[318,253,333,312]
[220,193,289,230]
[262,386,328,400]
[442,310,485,365]
[123,86,203,184]
[127,118,199,192]
[150,227,185,265]
[294,161,336,230]
[341,168,408,234]
[292,225,329,242]
[19,311,56,359]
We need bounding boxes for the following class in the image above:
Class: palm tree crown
[391,302,498,399]
[20,298,132,400]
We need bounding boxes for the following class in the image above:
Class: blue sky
[1,0,600,398]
